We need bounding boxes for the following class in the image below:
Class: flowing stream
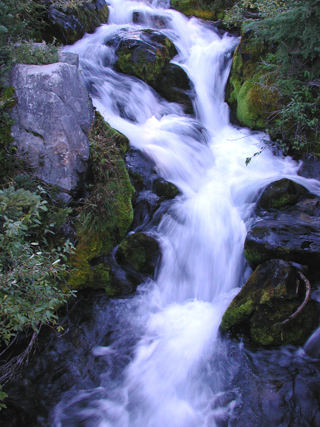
[4,1,320,426]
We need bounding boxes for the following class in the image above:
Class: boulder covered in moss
[112,29,193,111]
[226,31,278,129]
[156,63,194,114]
[257,178,310,211]
[153,178,180,200]
[46,0,109,45]
[113,29,176,85]
[221,259,319,346]
[244,179,320,270]
[170,0,233,21]
[69,112,135,292]
[115,232,161,277]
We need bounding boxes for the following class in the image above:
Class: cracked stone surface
[11,62,94,193]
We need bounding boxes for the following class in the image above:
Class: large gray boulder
[11,60,94,193]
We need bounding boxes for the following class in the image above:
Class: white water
[54,1,320,425]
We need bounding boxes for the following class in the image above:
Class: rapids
[3,1,320,426]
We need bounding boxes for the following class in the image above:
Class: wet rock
[115,232,161,277]
[244,179,320,271]
[113,29,176,85]
[221,260,320,346]
[298,153,320,180]
[156,63,194,114]
[10,62,94,194]
[257,178,310,210]
[153,177,180,199]
[112,29,194,112]
[226,31,276,130]
[132,10,171,28]
[46,0,109,45]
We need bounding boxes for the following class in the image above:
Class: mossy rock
[226,31,279,129]
[114,29,177,88]
[221,260,319,346]
[257,179,310,211]
[244,179,320,270]
[250,299,320,346]
[170,0,228,21]
[46,0,109,45]
[153,178,180,200]
[156,63,194,114]
[69,112,134,292]
[115,232,161,276]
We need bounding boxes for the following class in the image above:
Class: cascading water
[7,1,320,426]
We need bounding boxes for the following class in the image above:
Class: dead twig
[279,271,311,326]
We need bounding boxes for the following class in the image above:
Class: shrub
[0,186,75,385]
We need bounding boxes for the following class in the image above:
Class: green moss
[227,34,279,129]
[116,44,172,88]
[170,0,226,21]
[69,111,134,291]
[244,248,261,266]
[220,297,254,330]
[153,179,180,199]
[116,232,160,276]
[250,300,319,346]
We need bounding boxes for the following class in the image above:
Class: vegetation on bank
[224,0,320,156]
[0,0,133,406]
[172,0,320,157]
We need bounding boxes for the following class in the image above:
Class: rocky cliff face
[10,55,94,194]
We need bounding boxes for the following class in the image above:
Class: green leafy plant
[0,186,75,385]
[226,0,320,155]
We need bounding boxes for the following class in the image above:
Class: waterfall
[51,1,320,426]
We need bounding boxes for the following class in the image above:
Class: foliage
[0,186,75,347]
[9,41,59,65]
[225,0,320,155]
[0,86,16,181]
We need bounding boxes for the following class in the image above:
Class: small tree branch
[279,272,311,326]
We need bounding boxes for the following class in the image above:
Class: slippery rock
[11,61,94,193]
[111,29,194,112]
[46,0,109,45]
[244,179,320,271]
[115,232,161,277]
[221,260,320,346]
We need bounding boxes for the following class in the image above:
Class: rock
[156,63,194,114]
[298,153,320,180]
[113,29,177,85]
[115,232,161,276]
[244,179,320,271]
[153,178,180,199]
[132,10,171,28]
[46,0,109,45]
[221,260,320,346]
[226,31,277,129]
[11,62,94,194]
[257,178,310,210]
[112,29,194,111]
[58,51,79,67]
